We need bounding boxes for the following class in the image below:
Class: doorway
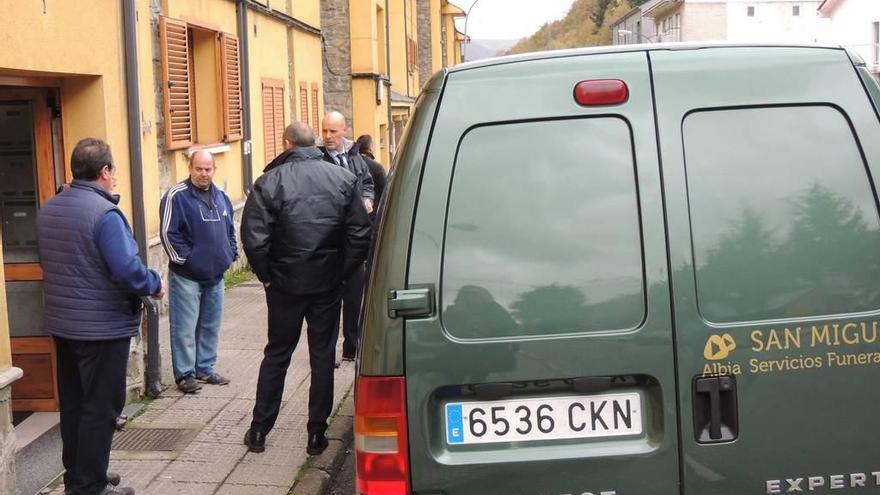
[0,87,61,413]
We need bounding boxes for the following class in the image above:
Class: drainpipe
[237,0,254,194]
[385,0,393,160]
[403,0,411,97]
[122,0,162,399]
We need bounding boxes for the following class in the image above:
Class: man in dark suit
[319,111,374,362]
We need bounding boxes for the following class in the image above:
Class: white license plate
[445,392,642,445]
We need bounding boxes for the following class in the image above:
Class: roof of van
[450,42,846,73]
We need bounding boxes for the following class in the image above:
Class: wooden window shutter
[310,83,319,129]
[159,17,193,150]
[272,84,284,156]
[221,33,243,142]
[261,79,285,163]
[261,83,276,164]
[299,82,309,125]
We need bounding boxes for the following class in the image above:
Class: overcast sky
[453,0,576,41]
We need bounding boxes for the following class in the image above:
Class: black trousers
[55,336,130,495]
[341,264,366,357]
[252,285,342,435]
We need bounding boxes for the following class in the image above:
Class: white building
[818,0,880,76]
[641,0,824,44]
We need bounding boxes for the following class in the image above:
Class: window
[674,13,681,41]
[159,17,241,150]
[311,83,319,129]
[261,79,284,164]
[684,106,880,323]
[406,36,418,73]
[873,21,879,67]
[792,5,800,16]
[747,6,755,17]
[299,82,309,126]
[442,118,645,338]
[377,6,387,75]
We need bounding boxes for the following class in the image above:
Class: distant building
[637,0,823,44]
[611,5,658,44]
[819,0,880,77]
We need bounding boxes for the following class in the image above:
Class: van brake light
[355,376,410,495]
[574,79,629,106]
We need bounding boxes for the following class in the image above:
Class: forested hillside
[508,0,649,54]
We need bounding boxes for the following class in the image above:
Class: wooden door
[0,87,59,412]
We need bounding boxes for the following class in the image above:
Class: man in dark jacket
[242,122,371,456]
[355,134,387,226]
[160,151,238,394]
[319,111,374,362]
[37,138,163,495]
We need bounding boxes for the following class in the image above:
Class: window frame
[158,15,242,151]
[682,103,880,323]
[441,116,648,337]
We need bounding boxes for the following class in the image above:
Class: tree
[590,0,616,28]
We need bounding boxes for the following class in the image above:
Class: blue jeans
[169,270,224,381]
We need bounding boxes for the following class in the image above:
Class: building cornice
[244,0,321,36]
[352,72,392,86]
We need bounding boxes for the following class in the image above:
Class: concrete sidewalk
[44,280,356,495]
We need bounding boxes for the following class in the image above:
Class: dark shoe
[307,431,328,455]
[341,354,355,362]
[196,373,230,385]
[244,428,266,453]
[63,472,121,495]
[334,360,341,369]
[177,376,202,394]
[98,485,135,495]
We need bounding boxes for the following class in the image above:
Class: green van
[353,44,880,495]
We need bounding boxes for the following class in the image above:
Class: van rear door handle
[387,285,434,318]
[693,375,738,443]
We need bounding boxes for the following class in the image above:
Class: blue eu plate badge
[445,403,464,444]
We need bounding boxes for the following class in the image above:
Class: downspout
[385,0,393,160]
[237,0,254,194]
[122,0,162,399]
[403,0,411,97]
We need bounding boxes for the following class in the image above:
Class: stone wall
[150,0,173,193]
[0,385,15,494]
[417,0,433,90]
[321,0,353,118]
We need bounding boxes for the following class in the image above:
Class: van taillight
[355,376,410,495]
[574,79,629,106]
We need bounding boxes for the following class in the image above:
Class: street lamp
[463,0,481,61]
[617,29,654,44]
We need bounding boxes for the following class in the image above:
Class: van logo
[704,334,736,361]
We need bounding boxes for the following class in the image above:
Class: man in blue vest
[160,150,238,394]
[37,138,163,495]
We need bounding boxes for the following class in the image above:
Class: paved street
[43,280,356,495]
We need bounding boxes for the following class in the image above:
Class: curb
[291,390,355,495]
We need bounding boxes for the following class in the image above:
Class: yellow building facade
[0,0,322,491]
[322,0,464,168]
[350,0,393,165]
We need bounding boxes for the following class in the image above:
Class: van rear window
[441,117,645,339]
[684,105,880,323]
